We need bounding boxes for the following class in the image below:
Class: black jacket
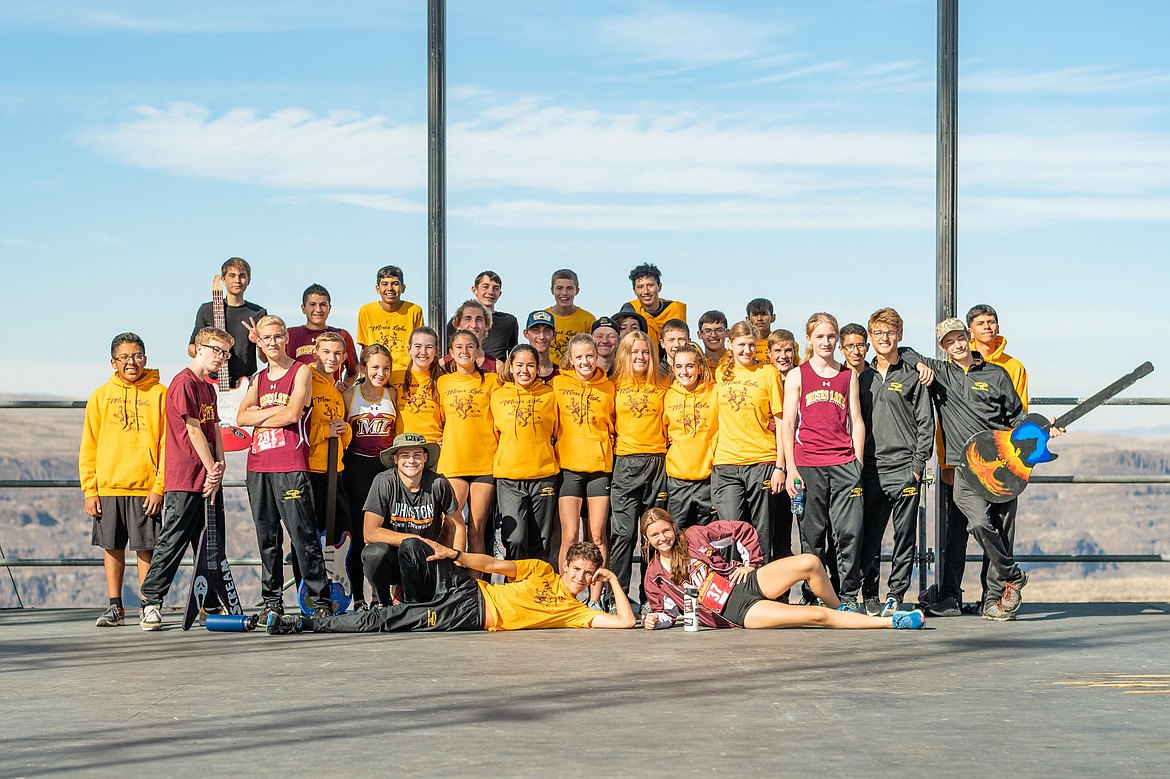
[859,357,934,475]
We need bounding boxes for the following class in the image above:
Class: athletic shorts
[91,496,161,551]
[445,474,496,486]
[558,470,611,499]
[720,569,767,628]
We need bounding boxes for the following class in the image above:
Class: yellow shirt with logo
[546,306,595,364]
[356,300,425,370]
[390,368,443,443]
[613,377,668,456]
[491,381,560,480]
[626,299,687,346]
[478,559,601,631]
[663,380,719,481]
[436,371,497,477]
[550,369,615,473]
[307,368,353,473]
[714,362,783,466]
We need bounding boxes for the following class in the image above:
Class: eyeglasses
[699,328,726,337]
[113,353,147,366]
[841,343,869,352]
[868,330,900,339]
[258,333,287,344]
[199,343,230,359]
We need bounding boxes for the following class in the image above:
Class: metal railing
[2,396,1168,580]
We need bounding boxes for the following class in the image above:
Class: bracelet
[775,464,787,472]
[453,549,462,561]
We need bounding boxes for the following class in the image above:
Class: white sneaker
[140,603,163,631]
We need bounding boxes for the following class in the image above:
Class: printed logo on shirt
[724,386,749,412]
[540,485,556,497]
[887,382,904,393]
[446,386,487,421]
[282,489,304,501]
[564,390,595,426]
[354,416,396,437]
[848,486,863,499]
[199,403,217,423]
[533,580,574,608]
[370,322,407,350]
[972,381,990,392]
[109,397,152,428]
[620,386,652,418]
[259,390,291,407]
[403,382,436,414]
[900,485,919,498]
[804,388,846,410]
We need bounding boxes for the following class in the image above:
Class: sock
[110,597,123,608]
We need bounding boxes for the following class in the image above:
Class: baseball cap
[526,310,555,330]
[610,310,647,333]
[591,316,618,334]
[936,317,968,343]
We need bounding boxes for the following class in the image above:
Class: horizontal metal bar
[0,480,249,489]
[0,400,87,409]
[969,554,1170,563]
[1029,397,1170,406]
[1030,475,1170,484]
[0,558,263,568]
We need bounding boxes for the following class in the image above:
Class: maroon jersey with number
[793,361,855,467]
[247,362,310,473]
[165,368,220,493]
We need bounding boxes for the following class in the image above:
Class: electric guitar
[208,274,252,452]
[296,435,353,615]
[182,495,245,630]
[956,361,1154,503]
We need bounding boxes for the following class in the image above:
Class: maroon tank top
[793,361,855,467]
[248,362,310,472]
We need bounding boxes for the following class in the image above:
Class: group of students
[80,255,1043,635]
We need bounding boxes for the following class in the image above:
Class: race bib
[250,427,286,454]
[698,570,734,613]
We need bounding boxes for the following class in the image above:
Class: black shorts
[720,569,766,627]
[558,470,611,499]
[91,496,161,551]
[446,474,496,486]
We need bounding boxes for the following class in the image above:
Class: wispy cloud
[964,66,1170,94]
[81,99,1170,231]
[596,4,790,68]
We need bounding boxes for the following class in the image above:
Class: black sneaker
[312,604,334,620]
[924,596,962,617]
[863,597,881,616]
[257,601,284,624]
[96,603,125,627]
[1001,571,1028,614]
[266,614,307,635]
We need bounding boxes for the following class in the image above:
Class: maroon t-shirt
[285,325,358,382]
[165,367,219,493]
[247,362,310,473]
[793,361,855,467]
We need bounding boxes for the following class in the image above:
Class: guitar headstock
[212,274,224,301]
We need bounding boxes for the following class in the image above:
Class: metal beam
[427,0,447,344]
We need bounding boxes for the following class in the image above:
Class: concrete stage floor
[2,603,1169,778]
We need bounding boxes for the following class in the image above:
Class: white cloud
[963,66,1170,94]
[82,99,1170,231]
[596,4,790,67]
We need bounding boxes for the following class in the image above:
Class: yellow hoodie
[973,335,1029,410]
[663,380,719,481]
[491,381,560,479]
[79,369,166,497]
[613,377,668,456]
[308,367,353,473]
[551,369,616,473]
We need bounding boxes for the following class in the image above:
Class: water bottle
[791,478,805,517]
[683,583,699,632]
[205,613,258,632]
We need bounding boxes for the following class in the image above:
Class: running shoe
[96,603,125,627]
[981,601,1014,622]
[891,610,925,630]
[924,596,961,617]
[140,603,163,631]
[1001,571,1028,614]
[266,614,307,635]
[863,597,881,616]
[879,596,904,618]
[836,601,864,614]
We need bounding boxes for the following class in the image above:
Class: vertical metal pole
[428,0,447,344]
[935,0,959,594]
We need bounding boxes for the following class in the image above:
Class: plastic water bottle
[683,583,699,632]
[791,478,805,517]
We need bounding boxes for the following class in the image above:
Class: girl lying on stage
[639,508,924,630]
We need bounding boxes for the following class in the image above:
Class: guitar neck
[205,497,219,567]
[1054,361,1155,429]
[211,287,231,390]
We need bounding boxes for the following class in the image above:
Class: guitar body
[955,413,1055,504]
[182,498,245,630]
[956,362,1154,503]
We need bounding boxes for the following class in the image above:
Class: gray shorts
[559,470,611,499]
[91,495,161,551]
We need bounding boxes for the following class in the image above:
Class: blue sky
[2,0,1167,431]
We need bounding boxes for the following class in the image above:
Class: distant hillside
[1,407,1167,608]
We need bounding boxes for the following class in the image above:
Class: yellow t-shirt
[436,371,497,477]
[356,300,425,370]
[613,378,668,456]
[491,382,560,480]
[478,559,601,631]
[714,362,783,466]
[546,307,595,364]
[390,368,443,443]
[550,370,616,473]
[626,299,687,346]
[755,339,769,364]
[663,381,719,481]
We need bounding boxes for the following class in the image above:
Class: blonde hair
[868,307,904,333]
[719,321,757,383]
[558,333,598,372]
[255,314,286,332]
[610,331,669,388]
[766,329,801,366]
[805,312,839,338]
